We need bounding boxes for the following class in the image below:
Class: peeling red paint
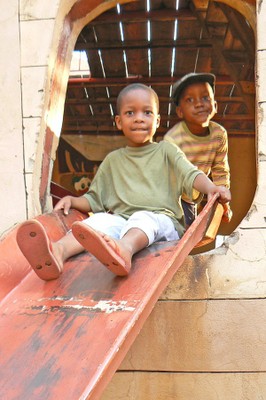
[0,196,220,400]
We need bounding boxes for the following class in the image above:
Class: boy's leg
[16,219,84,281]
[72,222,147,276]
[81,212,126,239]
[72,211,178,276]
[120,211,179,245]
[71,213,133,276]
[181,199,197,227]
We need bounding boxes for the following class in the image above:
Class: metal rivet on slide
[36,265,42,270]
[79,234,85,239]
[45,261,52,266]
[30,232,36,237]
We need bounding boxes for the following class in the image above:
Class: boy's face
[115,88,160,147]
[176,82,217,134]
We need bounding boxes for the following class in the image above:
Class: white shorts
[81,211,179,246]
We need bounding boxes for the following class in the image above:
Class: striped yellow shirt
[165,120,230,203]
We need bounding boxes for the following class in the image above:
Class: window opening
[50,0,256,252]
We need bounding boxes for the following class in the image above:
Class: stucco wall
[0,0,61,235]
[0,1,26,234]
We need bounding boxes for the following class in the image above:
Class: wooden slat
[67,75,234,87]
[83,9,196,25]
[194,202,224,248]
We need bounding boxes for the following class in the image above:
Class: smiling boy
[165,72,232,226]
[17,83,231,281]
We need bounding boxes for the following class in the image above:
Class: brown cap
[172,72,216,105]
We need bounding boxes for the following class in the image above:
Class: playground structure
[0,195,223,399]
[0,0,266,398]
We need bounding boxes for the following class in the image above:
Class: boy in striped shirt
[165,72,232,226]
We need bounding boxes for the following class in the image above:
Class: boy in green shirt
[17,83,231,280]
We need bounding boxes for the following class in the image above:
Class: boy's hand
[193,175,231,205]
[54,195,91,215]
[207,186,232,222]
[207,185,231,204]
[222,202,233,223]
[53,195,73,215]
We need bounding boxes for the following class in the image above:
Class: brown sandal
[16,219,62,281]
[72,222,130,276]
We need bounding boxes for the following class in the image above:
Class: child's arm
[193,173,231,204]
[54,195,91,216]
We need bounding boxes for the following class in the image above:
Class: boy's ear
[176,106,183,119]
[214,100,218,114]
[156,114,161,128]
[115,115,122,130]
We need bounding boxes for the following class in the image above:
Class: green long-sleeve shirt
[83,141,202,237]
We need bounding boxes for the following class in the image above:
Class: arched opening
[39,0,256,244]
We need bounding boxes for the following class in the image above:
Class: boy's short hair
[172,72,216,105]
[116,83,159,113]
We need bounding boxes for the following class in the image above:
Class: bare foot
[51,242,64,271]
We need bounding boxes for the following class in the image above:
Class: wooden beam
[62,114,254,125]
[75,38,212,51]
[84,9,197,25]
[65,96,245,105]
[61,126,255,137]
[67,75,235,87]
